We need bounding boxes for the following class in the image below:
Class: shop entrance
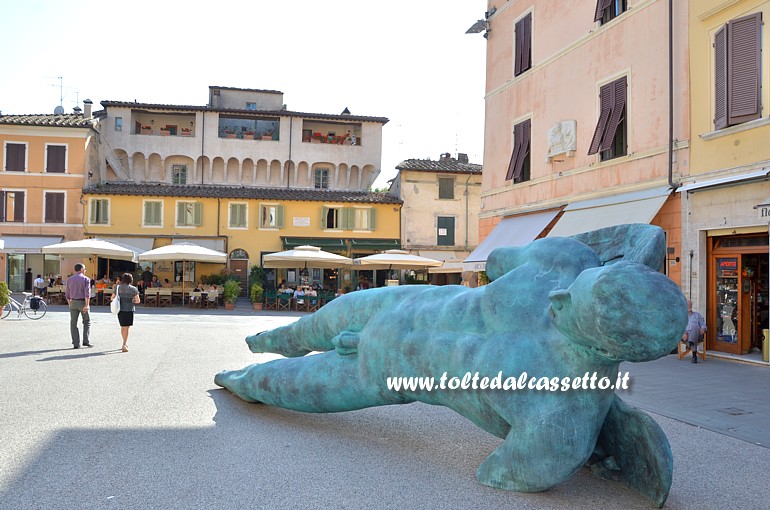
[709,235,769,355]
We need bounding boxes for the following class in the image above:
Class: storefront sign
[717,257,738,277]
[758,205,770,220]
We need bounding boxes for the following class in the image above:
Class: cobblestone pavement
[1,308,768,509]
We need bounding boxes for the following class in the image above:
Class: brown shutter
[5,144,25,171]
[727,12,761,125]
[14,191,24,222]
[594,0,613,22]
[714,25,728,130]
[588,82,614,155]
[47,193,64,223]
[514,14,532,76]
[505,122,524,181]
[514,19,523,75]
[600,77,627,152]
[46,146,66,173]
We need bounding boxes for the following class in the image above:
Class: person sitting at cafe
[293,286,306,305]
[151,276,162,288]
[54,275,63,286]
[208,283,218,292]
[162,278,172,288]
[99,274,111,285]
[193,282,203,292]
[33,274,48,297]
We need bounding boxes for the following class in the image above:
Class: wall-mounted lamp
[150,119,154,125]
[88,172,93,178]
[190,121,194,126]
[465,19,490,37]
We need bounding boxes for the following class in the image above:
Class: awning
[172,238,225,251]
[0,236,63,254]
[429,260,466,274]
[677,170,770,193]
[282,237,347,250]
[418,250,462,261]
[463,209,560,272]
[350,238,401,251]
[546,186,671,238]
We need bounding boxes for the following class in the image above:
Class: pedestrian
[65,263,92,349]
[24,268,33,292]
[111,273,140,353]
[682,299,707,364]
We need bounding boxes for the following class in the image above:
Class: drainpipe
[667,0,678,190]
[286,116,293,188]
[200,110,206,185]
[465,174,471,252]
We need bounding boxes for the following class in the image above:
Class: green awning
[281,237,346,250]
[350,238,400,251]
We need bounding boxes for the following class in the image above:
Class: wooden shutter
[594,0,613,22]
[193,203,202,226]
[275,205,284,228]
[368,208,376,231]
[438,177,453,199]
[5,143,25,171]
[600,77,627,152]
[176,202,185,225]
[13,191,24,222]
[46,193,64,223]
[727,13,761,126]
[46,146,66,173]
[146,201,161,225]
[714,24,728,129]
[100,200,109,224]
[514,17,523,75]
[506,120,530,181]
[90,199,99,224]
[519,14,532,75]
[588,77,626,155]
[437,217,455,246]
[321,206,329,228]
[340,208,354,230]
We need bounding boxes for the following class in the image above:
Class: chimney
[83,99,93,118]
[440,152,452,161]
[73,106,82,114]
[457,153,469,163]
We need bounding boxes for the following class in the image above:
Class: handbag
[111,285,121,314]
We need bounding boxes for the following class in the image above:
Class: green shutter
[276,205,284,228]
[193,202,203,226]
[90,200,98,223]
[177,202,185,225]
[321,206,329,228]
[340,208,353,230]
[368,208,376,231]
[153,202,162,225]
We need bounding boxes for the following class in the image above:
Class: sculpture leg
[215,351,410,412]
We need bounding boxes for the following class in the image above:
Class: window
[594,0,626,24]
[588,76,627,161]
[322,206,346,229]
[172,164,188,185]
[506,119,531,183]
[229,203,247,228]
[246,102,256,110]
[514,13,532,77]
[143,200,163,227]
[44,192,65,223]
[115,117,123,131]
[314,168,330,189]
[176,201,202,227]
[714,13,762,130]
[438,177,455,199]
[45,145,66,173]
[0,190,24,222]
[260,204,284,228]
[437,217,455,246]
[4,143,26,172]
[89,199,109,225]
[353,208,376,230]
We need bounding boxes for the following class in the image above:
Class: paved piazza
[1,308,769,509]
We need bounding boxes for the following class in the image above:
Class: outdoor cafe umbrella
[42,238,140,278]
[351,249,443,271]
[137,242,227,302]
[262,245,352,269]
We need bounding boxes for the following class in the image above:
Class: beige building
[469,0,689,289]
[681,0,770,360]
[0,102,97,291]
[389,153,482,284]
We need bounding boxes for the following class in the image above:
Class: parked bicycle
[1,292,48,320]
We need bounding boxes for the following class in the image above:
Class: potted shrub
[0,281,10,309]
[250,283,264,310]
[223,279,241,310]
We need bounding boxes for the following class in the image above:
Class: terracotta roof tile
[0,113,94,128]
[396,158,482,174]
[84,182,403,204]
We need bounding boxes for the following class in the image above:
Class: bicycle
[1,292,48,320]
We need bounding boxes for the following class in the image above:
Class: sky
[0,0,487,189]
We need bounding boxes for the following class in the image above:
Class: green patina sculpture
[215,224,686,508]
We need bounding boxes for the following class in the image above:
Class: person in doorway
[65,263,92,349]
[111,273,140,353]
[24,268,33,292]
[682,300,707,364]
[33,274,47,297]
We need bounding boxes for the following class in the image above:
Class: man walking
[682,299,706,363]
[65,263,92,349]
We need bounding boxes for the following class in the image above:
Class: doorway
[229,248,249,297]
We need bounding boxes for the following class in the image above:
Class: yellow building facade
[682,0,770,359]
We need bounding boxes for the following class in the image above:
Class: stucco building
[0,103,97,291]
[468,0,689,290]
[389,152,482,284]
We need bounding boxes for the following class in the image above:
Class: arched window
[230,248,249,260]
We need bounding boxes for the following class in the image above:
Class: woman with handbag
[111,273,141,353]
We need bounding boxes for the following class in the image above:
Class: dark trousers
[69,299,90,347]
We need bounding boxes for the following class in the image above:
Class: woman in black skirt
[111,273,141,352]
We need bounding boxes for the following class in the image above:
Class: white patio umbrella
[351,249,442,271]
[42,238,140,279]
[138,242,227,302]
[262,245,352,269]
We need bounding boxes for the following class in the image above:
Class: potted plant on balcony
[250,283,264,310]
[141,125,152,135]
[223,279,241,310]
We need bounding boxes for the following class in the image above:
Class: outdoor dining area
[36,240,446,313]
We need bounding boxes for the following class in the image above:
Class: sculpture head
[548,261,687,363]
